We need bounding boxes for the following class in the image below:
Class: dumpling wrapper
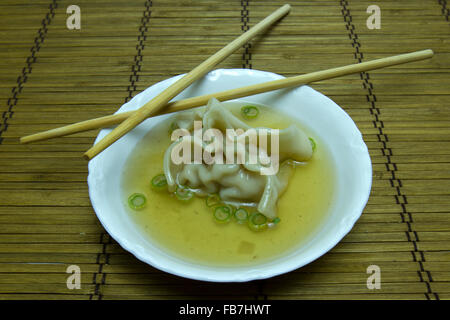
[163,98,313,219]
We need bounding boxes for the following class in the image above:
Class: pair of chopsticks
[20,4,434,159]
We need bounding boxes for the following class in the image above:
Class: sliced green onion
[206,193,221,207]
[268,217,281,228]
[128,193,147,210]
[241,105,259,119]
[213,206,232,224]
[248,212,268,232]
[175,186,194,201]
[226,204,237,214]
[309,137,316,151]
[151,174,167,191]
[234,208,249,224]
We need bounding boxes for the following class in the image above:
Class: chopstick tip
[282,4,291,12]
[83,152,91,161]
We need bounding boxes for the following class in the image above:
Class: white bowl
[88,69,372,282]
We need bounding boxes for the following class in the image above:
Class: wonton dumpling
[203,98,250,132]
[171,108,204,132]
[250,125,312,163]
[278,125,313,162]
[219,168,266,203]
[163,139,183,192]
[179,163,240,194]
[257,161,295,219]
[163,98,312,219]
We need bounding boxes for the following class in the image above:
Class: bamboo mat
[0,0,449,300]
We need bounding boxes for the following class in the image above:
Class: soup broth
[121,102,336,266]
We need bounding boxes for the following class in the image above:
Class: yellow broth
[121,102,336,267]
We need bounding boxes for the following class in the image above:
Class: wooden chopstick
[82,4,291,160]
[20,49,434,145]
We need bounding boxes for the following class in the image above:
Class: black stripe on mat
[125,0,153,103]
[90,0,153,301]
[339,0,439,300]
[438,0,450,21]
[0,0,58,144]
[241,0,252,69]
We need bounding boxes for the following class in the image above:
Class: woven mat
[0,0,449,300]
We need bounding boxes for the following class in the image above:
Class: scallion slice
[248,212,268,232]
[268,217,281,228]
[309,137,317,151]
[151,174,167,191]
[175,186,194,201]
[206,193,221,207]
[241,105,259,119]
[213,206,232,224]
[234,208,249,224]
[128,193,147,210]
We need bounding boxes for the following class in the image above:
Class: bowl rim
[88,68,372,282]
